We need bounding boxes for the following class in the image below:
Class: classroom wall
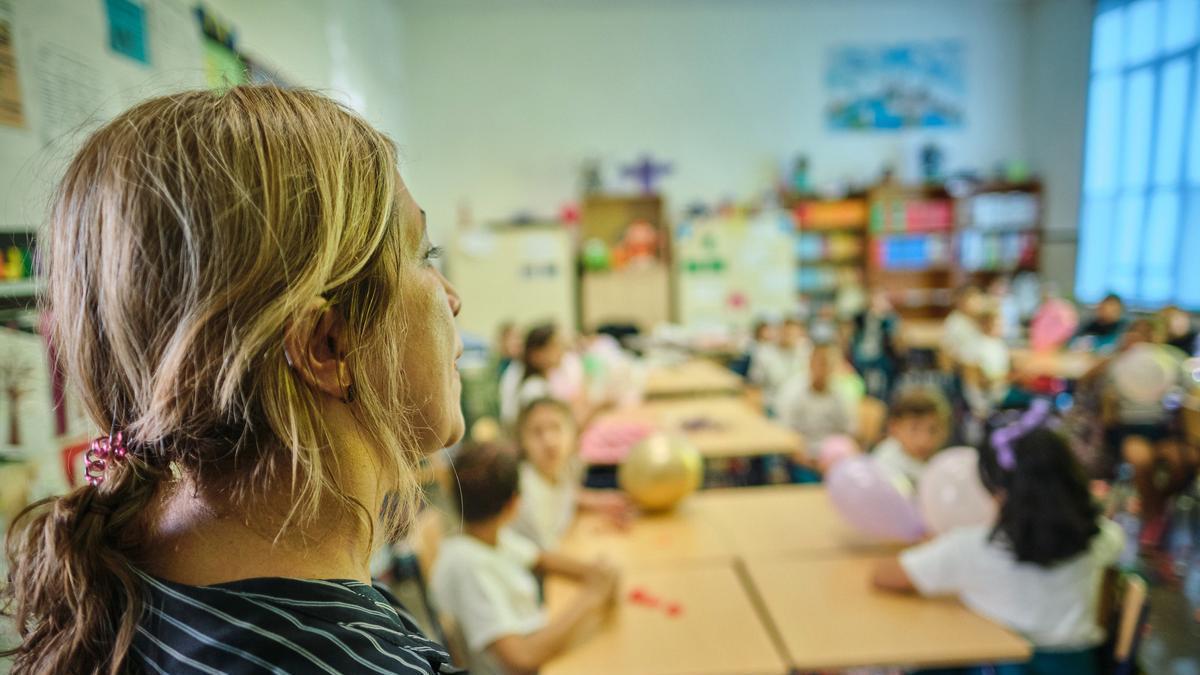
[0,0,408,229]
[1023,0,1093,299]
[399,0,1034,235]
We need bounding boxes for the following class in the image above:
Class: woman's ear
[283,298,352,402]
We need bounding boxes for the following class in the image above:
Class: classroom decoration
[825,41,965,130]
[0,0,24,128]
[580,420,656,465]
[673,211,797,330]
[1029,298,1079,351]
[817,434,861,473]
[581,159,603,194]
[1111,343,1182,405]
[618,434,702,512]
[827,456,925,542]
[620,154,672,194]
[917,447,997,535]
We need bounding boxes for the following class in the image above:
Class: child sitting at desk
[777,344,852,481]
[1072,293,1128,354]
[511,398,634,550]
[873,401,1123,675]
[1095,320,1199,540]
[432,442,619,675]
[749,316,811,413]
[871,387,950,494]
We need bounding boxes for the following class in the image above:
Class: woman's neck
[139,481,376,585]
[138,420,385,585]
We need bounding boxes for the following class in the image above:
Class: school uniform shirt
[511,460,579,550]
[749,341,811,410]
[499,363,553,426]
[941,310,980,362]
[430,529,546,675]
[775,382,851,459]
[900,519,1125,649]
[132,570,458,674]
[871,437,926,496]
[959,334,1011,411]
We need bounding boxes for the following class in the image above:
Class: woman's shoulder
[135,572,456,674]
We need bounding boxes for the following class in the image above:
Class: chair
[1100,570,1150,675]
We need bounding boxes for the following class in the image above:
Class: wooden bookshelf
[953,181,1043,287]
[578,194,672,332]
[785,196,869,301]
[867,185,956,319]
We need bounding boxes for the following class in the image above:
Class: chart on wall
[825,41,965,130]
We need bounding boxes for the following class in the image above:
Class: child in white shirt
[960,308,1012,417]
[873,402,1123,674]
[511,398,634,550]
[499,323,565,426]
[870,387,950,495]
[749,318,810,413]
[777,345,851,470]
[432,442,618,675]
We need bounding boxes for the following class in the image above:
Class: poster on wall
[104,0,151,65]
[825,41,965,130]
[0,0,24,128]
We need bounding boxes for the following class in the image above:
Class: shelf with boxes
[954,181,1042,283]
[787,196,869,299]
[867,185,956,318]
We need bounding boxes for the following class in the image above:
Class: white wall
[1023,0,1093,298]
[0,0,408,229]
[400,0,1033,234]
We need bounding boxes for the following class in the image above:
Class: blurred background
[1,1,1199,674]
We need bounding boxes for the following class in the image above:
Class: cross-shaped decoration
[621,154,672,194]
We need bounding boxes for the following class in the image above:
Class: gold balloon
[618,434,703,512]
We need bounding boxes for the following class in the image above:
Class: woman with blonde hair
[3,86,465,674]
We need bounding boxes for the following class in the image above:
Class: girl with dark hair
[872,400,1124,674]
[499,323,565,425]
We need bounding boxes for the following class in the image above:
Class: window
[1077,0,1200,308]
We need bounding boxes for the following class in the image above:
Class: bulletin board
[673,210,797,330]
[448,224,577,342]
[0,0,235,232]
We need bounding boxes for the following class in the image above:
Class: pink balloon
[827,457,926,542]
[1030,299,1079,352]
[917,447,998,534]
[818,434,861,473]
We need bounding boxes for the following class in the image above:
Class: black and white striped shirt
[133,571,462,674]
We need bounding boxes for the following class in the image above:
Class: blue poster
[105,0,149,65]
[826,41,964,130]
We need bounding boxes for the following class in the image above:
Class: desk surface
[643,359,744,398]
[555,501,733,568]
[694,485,898,556]
[1011,348,1100,380]
[543,563,787,675]
[743,555,1032,671]
[594,397,801,459]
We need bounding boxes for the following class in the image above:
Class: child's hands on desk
[581,559,621,609]
[580,489,637,530]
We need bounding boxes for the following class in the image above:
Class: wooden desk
[1183,398,1200,444]
[555,502,732,568]
[544,563,787,675]
[643,359,744,398]
[1011,348,1100,381]
[693,485,898,557]
[743,555,1031,671]
[902,319,944,351]
[593,398,801,459]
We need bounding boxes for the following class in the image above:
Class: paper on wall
[0,0,23,128]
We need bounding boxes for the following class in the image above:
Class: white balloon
[918,446,998,534]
